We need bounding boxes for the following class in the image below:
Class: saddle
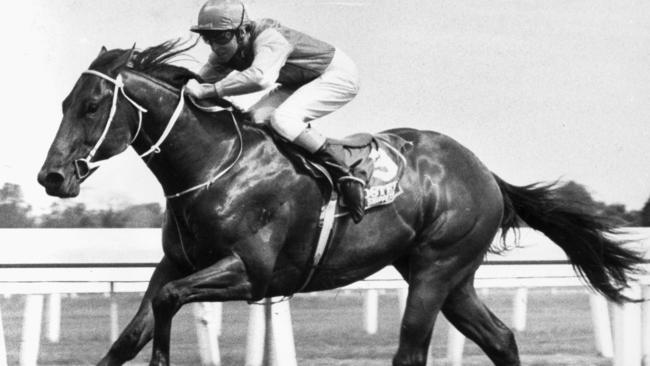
[265,125,412,212]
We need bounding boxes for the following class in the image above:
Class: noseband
[74,69,243,199]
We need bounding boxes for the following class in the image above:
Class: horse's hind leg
[393,215,504,365]
[392,270,448,365]
[392,244,473,366]
[442,281,520,365]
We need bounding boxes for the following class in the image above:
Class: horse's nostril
[42,171,65,189]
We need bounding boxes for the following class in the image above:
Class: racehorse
[38,40,644,366]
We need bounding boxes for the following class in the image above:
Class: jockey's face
[202,30,239,64]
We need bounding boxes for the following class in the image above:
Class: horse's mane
[91,39,250,120]
[130,39,201,89]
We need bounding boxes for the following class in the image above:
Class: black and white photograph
[1,1,649,365]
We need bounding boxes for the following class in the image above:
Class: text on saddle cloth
[346,133,410,211]
[364,148,403,209]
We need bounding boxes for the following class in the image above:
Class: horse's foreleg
[149,254,253,366]
[97,257,185,366]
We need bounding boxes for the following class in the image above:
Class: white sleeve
[198,58,233,84]
[214,28,293,96]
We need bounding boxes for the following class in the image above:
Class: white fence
[0,228,649,366]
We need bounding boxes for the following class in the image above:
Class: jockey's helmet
[190,0,249,33]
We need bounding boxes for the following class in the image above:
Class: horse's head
[37,46,143,197]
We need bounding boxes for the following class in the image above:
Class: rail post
[110,297,119,342]
[245,298,296,366]
[20,294,44,366]
[512,288,528,332]
[0,303,7,366]
[265,298,296,366]
[612,284,642,366]
[642,286,650,366]
[245,304,265,366]
[46,293,61,343]
[589,293,613,357]
[446,324,465,366]
[193,302,222,366]
[363,290,379,334]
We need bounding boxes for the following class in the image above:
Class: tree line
[0,183,162,228]
[1,181,649,228]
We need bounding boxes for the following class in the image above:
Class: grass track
[2,288,612,365]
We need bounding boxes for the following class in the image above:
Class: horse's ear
[125,43,136,68]
[98,46,108,57]
[114,43,136,69]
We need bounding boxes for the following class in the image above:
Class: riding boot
[291,127,366,223]
[314,142,366,223]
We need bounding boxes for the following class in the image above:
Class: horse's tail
[493,174,645,303]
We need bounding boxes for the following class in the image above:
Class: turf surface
[2,288,612,365]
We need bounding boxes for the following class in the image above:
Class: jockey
[184,0,366,223]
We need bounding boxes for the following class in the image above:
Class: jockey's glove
[184,79,219,99]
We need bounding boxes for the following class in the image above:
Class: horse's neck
[123,72,242,197]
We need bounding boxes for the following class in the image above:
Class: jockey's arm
[198,62,232,84]
[214,29,293,96]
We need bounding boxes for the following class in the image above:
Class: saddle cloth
[268,126,412,212]
[364,135,409,209]
[335,133,410,210]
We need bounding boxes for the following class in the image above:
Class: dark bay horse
[38,40,644,366]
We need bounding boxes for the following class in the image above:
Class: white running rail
[0,228,648,366]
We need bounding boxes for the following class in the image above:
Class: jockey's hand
[184,79,218,99]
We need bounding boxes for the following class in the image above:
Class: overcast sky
[1,0,649,213]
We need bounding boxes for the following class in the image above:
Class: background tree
[555,181,596,206]
[38,202,164,228]
[117,203,163,227]
[39,203,100,228]
[641,195,650,227]
[598,203,639,226]
[551,181,639,226]
[0,183,34,227]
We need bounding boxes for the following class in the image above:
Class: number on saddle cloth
[363,133,411,209]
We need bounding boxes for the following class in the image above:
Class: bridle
[74,70,148,179]
[75,69,243,199]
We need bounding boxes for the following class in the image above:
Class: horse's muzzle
[37,167,79,197]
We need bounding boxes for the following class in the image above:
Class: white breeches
[248,48,360,141]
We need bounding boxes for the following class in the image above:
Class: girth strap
[295,192,339,293]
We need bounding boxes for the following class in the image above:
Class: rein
[165,97,243,199]
[76,69,244,199]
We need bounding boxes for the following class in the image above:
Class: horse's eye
[86,102,99,115]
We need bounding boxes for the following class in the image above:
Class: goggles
[202,30,237,45]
